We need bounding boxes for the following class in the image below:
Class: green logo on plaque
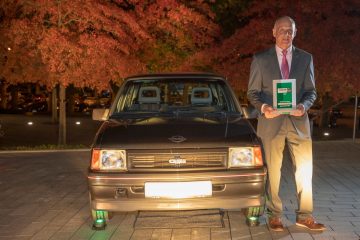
[276,82,292,109]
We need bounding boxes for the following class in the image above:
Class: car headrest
[191,87,212,105]
[138,86,160,104]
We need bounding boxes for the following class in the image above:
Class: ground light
[92,210,108,230]
[75,121,81,125]
[323,132,330,136]
[92,218,106,230]
[27,121,33,126]
[246,216,260,227]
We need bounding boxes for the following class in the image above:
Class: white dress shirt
[261,45,293,114]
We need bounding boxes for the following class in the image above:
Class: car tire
[91,209,112,221]
[91,209,113,230]
[89,193,113,230]
[243,206,264,226]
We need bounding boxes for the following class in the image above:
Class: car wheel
[243,206,264,227]
[91,209,113,230]
[89,194,113,230]
[91,209,112,221]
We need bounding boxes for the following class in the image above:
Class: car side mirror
[92,108,110,121]
[240,105,259,119]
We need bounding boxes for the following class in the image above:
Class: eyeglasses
[278,29,294,36]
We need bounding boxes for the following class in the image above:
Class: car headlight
[228,147,263,168]
[91,149,127,171]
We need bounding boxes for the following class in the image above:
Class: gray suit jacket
[247,46,317,139]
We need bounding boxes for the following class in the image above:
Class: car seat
[191,87,212,105]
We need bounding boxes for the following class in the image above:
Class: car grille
[128,149,227,171]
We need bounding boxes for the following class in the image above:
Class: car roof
[125,72,226,81]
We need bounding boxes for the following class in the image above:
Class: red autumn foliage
[0,0,359,99]
[181,0,360,100]
[0,0,219,90]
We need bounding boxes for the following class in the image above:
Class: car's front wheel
[243,206,264,227]
[89,193,113,230]
[91,209,113,230]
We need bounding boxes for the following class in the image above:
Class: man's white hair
[274,16,296,30]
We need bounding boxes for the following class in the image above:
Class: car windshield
[112,78,237,115]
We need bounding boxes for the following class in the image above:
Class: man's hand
[263,105,281,119]
[290,104,305,117]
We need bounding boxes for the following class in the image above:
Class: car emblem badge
[169,156,186,165]
[168,135,186,143]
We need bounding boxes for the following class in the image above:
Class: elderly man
[247,16,325,231]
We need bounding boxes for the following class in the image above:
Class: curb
[313,138,360,143]
[0,139,359,154]
[0,148,91,154]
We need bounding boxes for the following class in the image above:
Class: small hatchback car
[89,73,267,229]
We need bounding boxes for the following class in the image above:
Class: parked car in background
[308,104,343,129]
[89,73,267,230]
[74,96,86,112]
[6,93,48,113]
[308,104,321,127]
[327,107,343,128]
[83,96,99,108]
[330,107,343,118]
[25,94,48,112]
[99,97,111,108]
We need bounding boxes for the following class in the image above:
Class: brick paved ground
[0,141,360,240]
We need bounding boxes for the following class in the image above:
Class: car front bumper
[88,168,267,211]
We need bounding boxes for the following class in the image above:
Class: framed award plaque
[273,79,296,114]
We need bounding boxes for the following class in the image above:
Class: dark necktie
[281,49,289,79]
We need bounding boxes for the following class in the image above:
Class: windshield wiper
[203,111,228,119]
[111,111,174,119]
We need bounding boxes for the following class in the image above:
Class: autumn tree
[0,0,221,144]
[181,0,360,101]
[1,0,359,146]
[135,0,220,72]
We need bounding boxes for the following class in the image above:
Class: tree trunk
[58,84,66,145]
[0,81,8,109]
[47,91,52,114]
[353,94,358,142]
[52,87,58,123]
[67,85,75,115]
[10,86,19,111]
[320,92,333,129]
[35,83,41,95]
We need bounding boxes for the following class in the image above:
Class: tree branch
[63,18,80,26]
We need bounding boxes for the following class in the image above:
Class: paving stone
[249,225,273,240]
[320,231,360,240]
[109,213,136,240]
[289,232,313,240]
[88,214,127,240]
[0,141,360,239]
[129,229,154,240]
[150,229,172,240]
[325,212,355,217]
[328,216,360,221]
[0,237,32,240]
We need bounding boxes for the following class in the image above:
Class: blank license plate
[145,181,212,199]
